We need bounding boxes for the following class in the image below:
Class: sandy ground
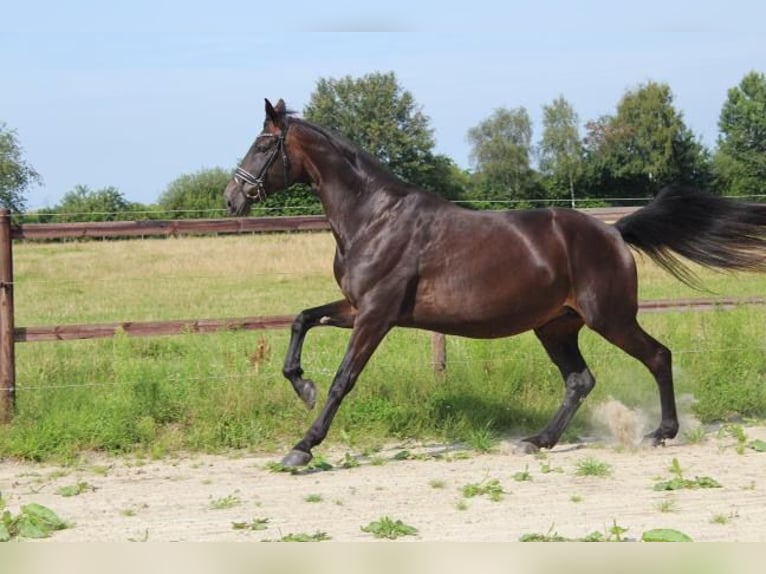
[2,406,766,542]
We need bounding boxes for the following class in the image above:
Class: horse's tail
[614,185,766,287]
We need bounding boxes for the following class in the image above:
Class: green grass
[4,233,766,461]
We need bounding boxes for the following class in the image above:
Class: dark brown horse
[225,98,766,467]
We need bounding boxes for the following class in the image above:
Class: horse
[225,98,766,468]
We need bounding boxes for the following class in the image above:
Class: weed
[683,426,707,444]
[653,458,722,491]
[429,479,446,489]
[710,511,738,525]
[209,493,241,510]
[462,478,505,502]
[466,425,497,453]
[655,498,678,513]
[55,481,95,497]
[539,462,564,474]
[519,524,569,542]
[0,498,69,541]
[520,520,631,543]
[513,466,533,482]
[393,450,415,461]
[570,494,583,503]
[574,457,612,477]
[269,531,332,542]
[304,494,323,503]
[339,453,360,469]
[232,517,269,531]
[641,528,693,542]
[361,516,418,540]
[128,529,150,542]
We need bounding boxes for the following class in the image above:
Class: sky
[2,1,764,210]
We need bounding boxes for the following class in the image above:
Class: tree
[157,167,231,218]
[303,71,463,199]
[52,185,135,222]
[539,96,584,206]
[713,71,766,196]
[467,106,539,204]
[581,81,710,201]
[0,122,41,213]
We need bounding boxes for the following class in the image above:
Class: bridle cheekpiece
[233,119,290,203]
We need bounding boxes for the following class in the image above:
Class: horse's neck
[314,173,375,252]
[302,135,384,250]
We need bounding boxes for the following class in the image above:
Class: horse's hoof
[298,380,317,410]
[281,449,313,468]
[514,441,540,455]
[644,432,667,447]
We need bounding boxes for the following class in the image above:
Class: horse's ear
[265,98,287,129]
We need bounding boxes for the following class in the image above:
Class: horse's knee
[566,368,595,397]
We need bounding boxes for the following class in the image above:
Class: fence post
[0,208,16,423]
[431,332,446,374]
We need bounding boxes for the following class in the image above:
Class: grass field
[3,232,766,461]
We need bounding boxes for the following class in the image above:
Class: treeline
[7,70,766,223]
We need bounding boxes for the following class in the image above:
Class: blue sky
[2,1,764,209]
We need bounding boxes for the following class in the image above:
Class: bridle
[233,120,290,202]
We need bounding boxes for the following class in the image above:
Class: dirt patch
[2,419,766,542]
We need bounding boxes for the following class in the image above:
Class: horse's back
[407,202,637,337]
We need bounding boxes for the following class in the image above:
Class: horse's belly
[408,280,568,338]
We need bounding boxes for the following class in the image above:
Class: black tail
[615,185,766,287]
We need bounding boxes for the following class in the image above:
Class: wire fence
[17,194,766,221]
[3,207,766,422]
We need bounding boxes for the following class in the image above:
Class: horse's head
[225,98,297,216]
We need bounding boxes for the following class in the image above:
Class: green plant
[0,498,68,541]
[683,426,707,444]
[710,511,738,525]
[209,493,241,510]
[304,494,323,503]
[232,517,269,531]
[520,521,632,543]
[56,481,95,497]
[273,531,332,542]
[429,479,446,489]
[465,424,497,453]
[574,457,612,477]
[361,516,418,540]
[539,462,563,474]
[339,452,360,469]
[653,458,722,491]
[641,528,693,542]
[655,498,678,513]
[513,466,532,482]
[461,478,505,502]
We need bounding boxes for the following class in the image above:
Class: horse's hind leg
[519,313,594,452]
[282,299,356,409]
[592,318,678,445]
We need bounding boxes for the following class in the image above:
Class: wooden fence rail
[1,206,763,423]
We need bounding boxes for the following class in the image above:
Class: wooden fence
[2,206,765,423]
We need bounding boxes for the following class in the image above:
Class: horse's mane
[294,117,402,186]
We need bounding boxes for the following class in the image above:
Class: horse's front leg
[281,311,390,467]
[283,299,356,409]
